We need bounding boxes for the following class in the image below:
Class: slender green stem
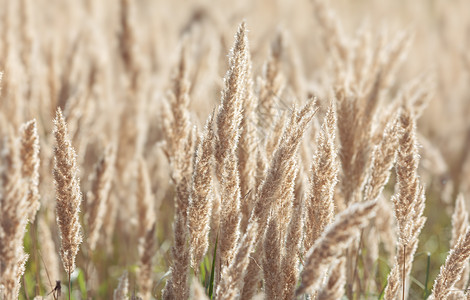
[423,252,431,299]
[402,246,406,300]
[68,268,72,300]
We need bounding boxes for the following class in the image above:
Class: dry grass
[1,0,470,299]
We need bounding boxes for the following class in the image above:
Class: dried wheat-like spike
[118,0,142,84]
[276,159,300,245]
[238,44,258,234]
[251,100,316,234]
[115,86,148,185]
[174,128,196,220]
[240,250,263,300]
[295,200,377,296]
[163,112,193,300]
[304,101,338,252]
[336,79,380,208]
[317,257,346,300]
[263,213,283,300]
[282,194,304,300]
[264,112,288,161]
[114,272,129,300]
[215,22,248,271]
[364,115,400,202]
[449,291,467,300]
[215,21,247,173]
[431,228,470,299]
[162,210,190,300]
[191,278,209,300]
[136,157,156,237]
[215,222,258,300]
[137,223,156,300]
[452,194,469,248]
[162,43,193,183]
[335,87,363,207]
[19,119,41,222]
[241,100,316,299]
[384,107,426,300]
[53,107,83,275]
[188,116,214,270]
[451,194,470,291]
[0,128,29,298]
[311,0,348,61]
[86,146,115,251]
[18,0,34,72]
[385,188,426,300]
[135,162,159,284]
[258,32,286,127]
[255,148,268,194]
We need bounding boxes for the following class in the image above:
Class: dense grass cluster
[1,0,470,299]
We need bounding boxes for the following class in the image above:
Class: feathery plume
[431,228,470,299]
[0,128,29,298]
[281,193,304,300]
[451,194,470,291]
[136,157,156,237]
[452,194,469,248]
[19,119,40,222]
[238,44,258,234]
[134,157,157,299]
[317,258,346,300]
[188,116,215,270]
[137,223,156,300]
[384,107,426,300]
[251,100,316,234]
[295,200,377,296]
[241,100,316,299]
[258,32,286,127]
[86,146,115,251]
[162,210,190,300]
[364,116,400,202]
[53,107,83,275]
[311,0,348,62]
[118,0,143,88]
[163,150,194,300]
[162,43,193,183]
[215,222,258,300]
[264,112,288,161]
[215,21,248,271]
[304,101,339,252]
[263,214,283,300]
[114,272,129,300]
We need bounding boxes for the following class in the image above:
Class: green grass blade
[208,235,218,299]
[77,268,87,299]
[423,252,431,299]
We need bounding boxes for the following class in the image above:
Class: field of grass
[1,0,470,299]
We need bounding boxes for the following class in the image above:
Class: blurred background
[2,0,470,298]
